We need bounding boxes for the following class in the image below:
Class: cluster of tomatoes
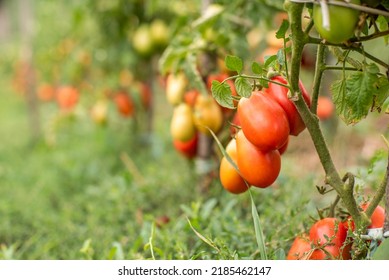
[219,75,311,194]
[168,72,233,158]
[287,204,385,260]
[36,77,152,125]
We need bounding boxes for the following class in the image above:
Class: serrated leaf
[276,20,289,39]
[211,80,234,109]
[373,76,389,112]
[372,238,389,260]
[251,61,263,75]
[225,55,243,73]
[235,76,252,98]
[331,64,381,124]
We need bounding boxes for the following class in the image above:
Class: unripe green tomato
[313,0,361,44]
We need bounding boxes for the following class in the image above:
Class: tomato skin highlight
[264,76,311,136]
[237,91,290,151]
[235,130,281,188]
[309,218,350,260]
[219,138,248,194]
[287,235,313,260]
[313,0,361,44]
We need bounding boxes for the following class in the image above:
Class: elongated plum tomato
[309,218,351,260]
[287,235,312,260]
[236,130,281,188]
[313,0,361,44]
[114,91,135,117]
[344,204,385,231]
[193,95,223,135]
[264,76,311,136]
[173,133,198,159]
[170,103,196,142]
[237,91,289,151]
[219,138,248,194]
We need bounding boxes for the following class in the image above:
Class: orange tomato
[114,91,135,117]
[236,130,281,188]
[56,86,79,111]
[317,96,335,120]
[37,83,56,102]
[219,138,248,194]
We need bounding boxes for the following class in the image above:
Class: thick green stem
[285,0,366,226]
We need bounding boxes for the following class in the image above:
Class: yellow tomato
[170,103,196,142]
[166,72,188,106]
[193,95,223,135]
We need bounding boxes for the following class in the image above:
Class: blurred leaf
[372,238,389,260]
[264,55,278,69]
[275,20,289,39]
[192,4,224,28]
[225,55,243,74]
[250,193,268,260]
[252,62,263,75]
[187,218,220,253]
[211,80,234,109]
[235,76,252,98]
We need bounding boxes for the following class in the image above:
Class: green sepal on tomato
[237,91,290,151]
[313,0,361,44]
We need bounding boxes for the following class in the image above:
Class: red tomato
[287,235,313,260]
[278,137,289,155]
[309,218,350,260]
[219,138,248,194]
[346,204,385,231]
[236,130,281,188]
[317,96,334,120]
[114,91,135,117]
[173,133,198,159]
[184,89,200,108]
[237,91,289,151]
[264,75,311,136]
[56,86,79,111]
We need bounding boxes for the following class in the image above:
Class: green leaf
[372,238,389,260]
[331,64,381,124]
[192,4,224,28]
[250,193,267,260]
[225,55,243,73]
[373,77,389,112]
[275,20,289,39]
[211,80,234,109]
[277,49,285,66]
[235,76,252,98]
[264,55,278,69]
[251,61,263,75]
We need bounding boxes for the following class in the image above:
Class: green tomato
[313,0,361,44]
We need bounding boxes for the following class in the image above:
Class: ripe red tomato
[236,130,281,188]
[287,235,312,260]
[138,82,152,109]
[309,218,350,259]
[264,76,311,136]
[317,96,334,120]
[114,91,135,117]
[278,137,289,155]
[219,138,248,194]
[237,91,289,151]
[56,86,79,111]
[173,133,198,159]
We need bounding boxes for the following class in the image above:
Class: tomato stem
[311,43,326,115]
